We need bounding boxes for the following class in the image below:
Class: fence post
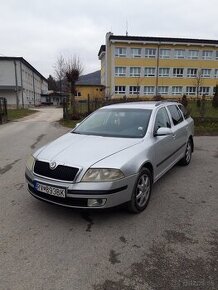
[88,94,90,114]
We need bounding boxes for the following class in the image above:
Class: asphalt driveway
[0,108,217,290]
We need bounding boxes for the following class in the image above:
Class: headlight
[82,168,124,182]
[26,155,35,171]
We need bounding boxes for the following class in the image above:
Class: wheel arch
[140,162,154,183]
[189,135,194,152]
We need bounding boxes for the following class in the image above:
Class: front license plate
[35,182,66,198]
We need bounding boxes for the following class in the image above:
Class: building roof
[76,70,103,86]
[0,56,48,82]
[98,45,106,57]
[109,34,218,45]
[98,35,218,56]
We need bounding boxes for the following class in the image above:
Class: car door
[166,105,188,160]
[152,107,176,179]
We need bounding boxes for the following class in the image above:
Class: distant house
[0,56,48,108]
[75,70,105,100]
[41,90,67,106]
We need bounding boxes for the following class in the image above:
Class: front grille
[29,185,88,207]
[34,160,79,182]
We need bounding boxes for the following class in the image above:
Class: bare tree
[195,69,203,106]
[54,55,66,94]
[65,56,83,118]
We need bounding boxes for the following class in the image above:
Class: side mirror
[154,127,172,137]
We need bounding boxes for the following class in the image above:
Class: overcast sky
[1,0,218,78]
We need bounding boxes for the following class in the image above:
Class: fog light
[88,198,106,207]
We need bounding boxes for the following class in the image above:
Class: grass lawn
[187,100,218,118]
[7,108,37,121]
[186,101,218,135]
[59,118,81,129]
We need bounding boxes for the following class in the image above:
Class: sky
[1,0,218,78]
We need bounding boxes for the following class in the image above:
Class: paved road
[0,108,217,290]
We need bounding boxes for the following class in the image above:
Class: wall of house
[76,85,104,100]
[103,39,218,99]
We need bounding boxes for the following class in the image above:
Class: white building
[0,57,48,108]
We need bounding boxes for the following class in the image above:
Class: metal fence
[0,97,8,124]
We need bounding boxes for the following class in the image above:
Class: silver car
[25,101,194,213]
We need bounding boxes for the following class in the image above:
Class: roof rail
[155,100,178,106]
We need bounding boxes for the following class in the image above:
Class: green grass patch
[187,100,218,118]
[59,118,81,129]
[7,108,37,121]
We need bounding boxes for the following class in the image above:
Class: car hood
[35,132,142,168]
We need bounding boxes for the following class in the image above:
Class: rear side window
[178,104,189,119]
[154,107,171,132]
[167,105,184,125]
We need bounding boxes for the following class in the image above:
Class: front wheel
[128,168,152,213]
[179,139,192,166]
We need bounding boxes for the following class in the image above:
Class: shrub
[181,94,188,107]
[212,85,218,108]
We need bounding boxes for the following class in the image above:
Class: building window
[202,69,211,78]
[115,86,126,94]
[145,48,156,58]
[188,50,199,59]
[159,68,170,77]
[187,68,197,78]
[115,67,126,77]
[160,49,170,59]
[115,47,127,57]
[172,86,183,95]
[186,87,196,95]
[130,67,141,77]
[131,48,141,58]
[202,50,213,60]
[144,86,155,95]
[199,87,210,95]
[129,86,140,95]
[158,86,169,95]
[215,69,218,78]
[173,68,184,77]
[144,67,156,77]
[174,49,185,59]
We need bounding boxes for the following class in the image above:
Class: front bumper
[25,170,137,209]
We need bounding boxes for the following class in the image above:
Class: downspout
[20,61,24,108]
[14,60,19,108]
[155,42,160,96]
[32,72,36,106]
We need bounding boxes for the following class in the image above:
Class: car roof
[100,101,179,110]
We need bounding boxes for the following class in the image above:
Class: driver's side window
[154,107,171,132]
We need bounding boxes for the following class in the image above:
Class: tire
[128,168,152,213]
[179,139,192,166]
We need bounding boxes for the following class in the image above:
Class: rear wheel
[128,168,152,213]
[179,139,192,166]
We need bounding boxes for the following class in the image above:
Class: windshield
[72,108,152,138]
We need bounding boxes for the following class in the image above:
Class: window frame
[145,48,156,58]
[115,86,126,94]
[131,48,142,58]
[160,49,171,59]
[144,86,155,95]
[167,105,184,126]
[153,107,172,134]
[144,67,156,77]
[130,67,141,77]
[115,47,127,57]
[115,67,126,77]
